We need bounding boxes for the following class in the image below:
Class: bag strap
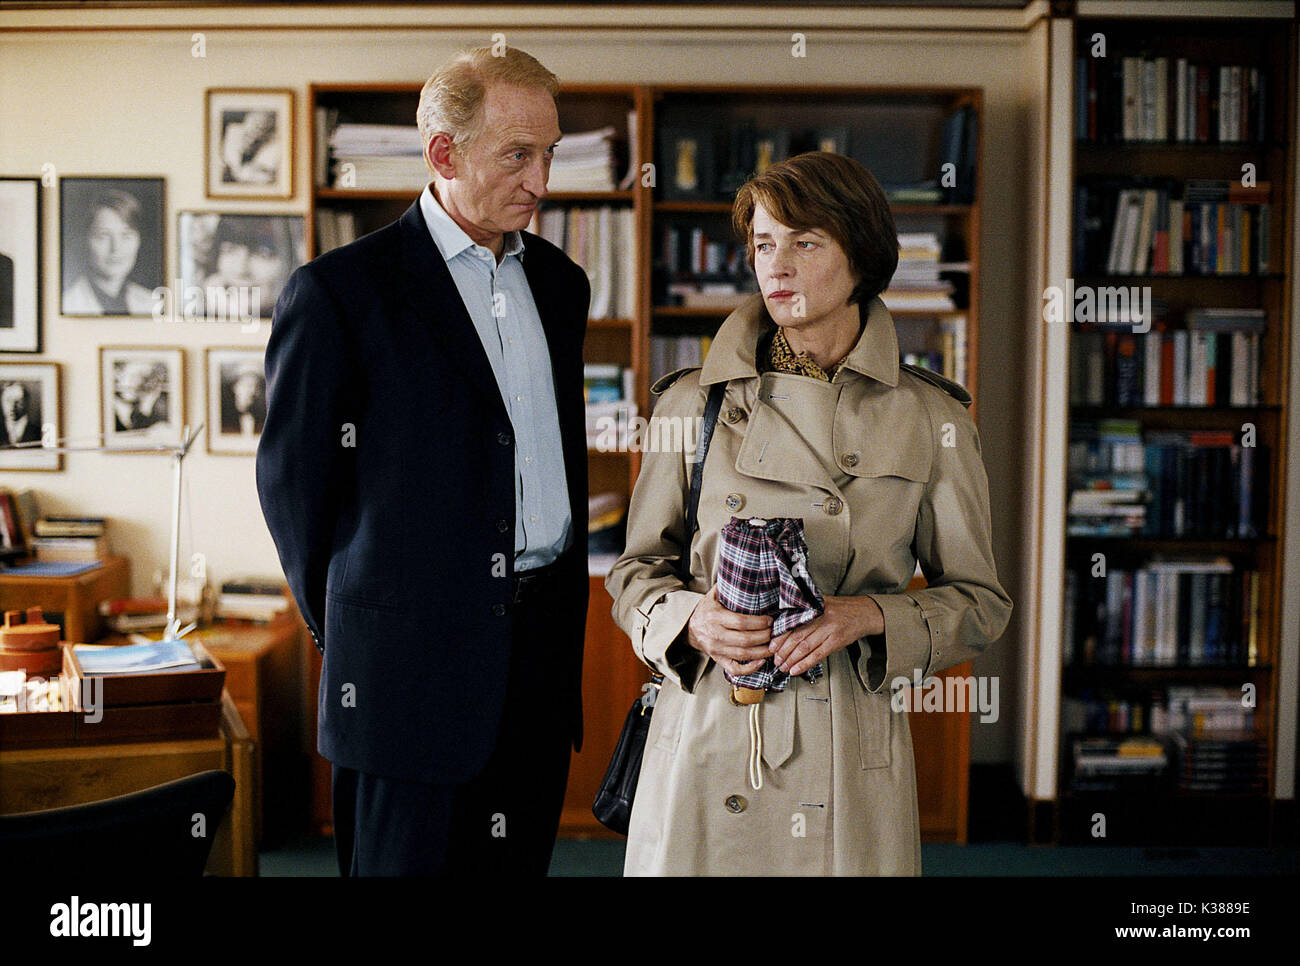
[679,380,727,582]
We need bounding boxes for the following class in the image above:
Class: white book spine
[1172,330,1189,405]
[1143,332,1162,406]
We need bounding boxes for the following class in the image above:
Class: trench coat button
[491,603,506,617]
[824,497,843,516]
[843,452,859,468]
[495,518,510,533]
[725,492,745,512]
[497,432,512,446]
[724,794,747,814]
[724,407,745,424]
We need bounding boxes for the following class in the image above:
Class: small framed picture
[59,176,165,318]
[0,178,42,353]
[205,347,265,455]
[99,346,185,450]
[754,129,790,176]
[177,212,305,321]
[0,362,61,471]
[206,88,294,200]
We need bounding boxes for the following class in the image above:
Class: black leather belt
[512,560,563,604]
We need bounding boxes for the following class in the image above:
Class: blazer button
[495,519,509,533]
[497,432,512,446]
[724,794,747,814]
[724,407,745,424]
[843,452,860,468]
[491,603,506,617]
[725,492,745,512]
[824,497,844,516]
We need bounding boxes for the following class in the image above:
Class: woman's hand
[686,586,774,677]
[770,595,885,676]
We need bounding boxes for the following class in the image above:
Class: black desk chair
[0,769,235,875]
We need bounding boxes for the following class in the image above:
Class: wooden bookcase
[307,82,985,841]
[1040,6,1296,846]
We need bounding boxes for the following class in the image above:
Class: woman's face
[751,203,859,334]
[216,239,285,292]
[86,206,141,290]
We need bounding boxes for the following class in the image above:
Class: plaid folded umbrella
[715,516,825,693]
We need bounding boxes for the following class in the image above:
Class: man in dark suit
[256,46,590,876]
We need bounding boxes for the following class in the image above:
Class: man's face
[439,83,560,238]
[1,383,27,421]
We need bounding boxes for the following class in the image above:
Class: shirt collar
[699,292,900,389]
[420,183,524,263]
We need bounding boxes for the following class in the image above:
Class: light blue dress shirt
[420,184,572,571]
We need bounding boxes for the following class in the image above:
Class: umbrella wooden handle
[731,685,765,706]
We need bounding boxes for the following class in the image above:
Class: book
[72,639,203,676]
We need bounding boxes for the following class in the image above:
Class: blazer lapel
[398,200,509,423]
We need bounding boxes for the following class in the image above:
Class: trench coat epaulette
[899,363,973,409]
[650,366,701,395]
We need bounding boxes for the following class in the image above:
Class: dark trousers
[330,569,574,876]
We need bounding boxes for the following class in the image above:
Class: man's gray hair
[416,46,559,150]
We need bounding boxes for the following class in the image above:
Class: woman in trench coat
[606,151,1012,876]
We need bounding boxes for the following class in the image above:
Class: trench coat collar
[699,292,900,389]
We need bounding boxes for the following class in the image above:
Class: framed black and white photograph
[59,176,165,318]
[206,88,294,200]
[0,178,42,353]
[99,346,185,450]
[0,362,61,471]
[205,347,265,455]
[178,212,305,320]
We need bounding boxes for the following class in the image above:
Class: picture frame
[205,347,265,455]
[206,88,295,200]
[0,362,61,471]
[177,211,305,321]
[810,126,850,156]
[59,176,165,318]
[99,346,185,450]
[753,128,790,176]
[0,177,42,353]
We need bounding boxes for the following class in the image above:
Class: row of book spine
[1070,328,1262,408]
[1063,563,1259,667]
[1074,54,1267,143]
[1074,179,1271,276]
[536,205,637,320]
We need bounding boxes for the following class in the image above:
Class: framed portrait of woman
[99,346,185,450]
[0,362,61,471]
[206,88,295,200]
[59,177,165,318]
[177,212,305,321]
[0,177,42,352]
[205,347,265,455]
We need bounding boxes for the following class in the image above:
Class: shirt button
[843,452,859,468]
[496,519,509,533]
[724,795,747,814]
[824,497,843,516]
[525,456,533,464]
[491,603,506,617]
[530,515,537,523]
[724,407,745,424]
[497,432,512,446]
[724,493,745,512]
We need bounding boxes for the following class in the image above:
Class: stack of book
[881,233,957,313]
[899,315,968,386]
[99,596,197,633]
[1143,429,1266,539]
[1157,686,1266,793]
[548,126,617,191]
[535,206,637,319]
[1063,558,1259,667]
[588,491,628,575]
[29,516,110,564]
[1067,419,1148,536]
[218,578,289,622]
[1071,735,1169,791]
[328,122,426,191]
[1075,52,1268,144]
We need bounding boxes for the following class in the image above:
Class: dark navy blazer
[256,200,590,784]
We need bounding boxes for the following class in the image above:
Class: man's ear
[425,133,456,180]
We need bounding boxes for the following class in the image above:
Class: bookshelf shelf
[1036,7,1296,846]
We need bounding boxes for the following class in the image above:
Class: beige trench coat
[605,293,1012,876]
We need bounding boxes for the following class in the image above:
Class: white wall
[0,4,1049,765]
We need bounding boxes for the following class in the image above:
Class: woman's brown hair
[732,151,899,305]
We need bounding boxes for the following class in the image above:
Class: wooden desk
[0,689,257,876]
[0,556,130,643]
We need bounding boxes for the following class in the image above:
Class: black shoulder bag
[592,381,727,835]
